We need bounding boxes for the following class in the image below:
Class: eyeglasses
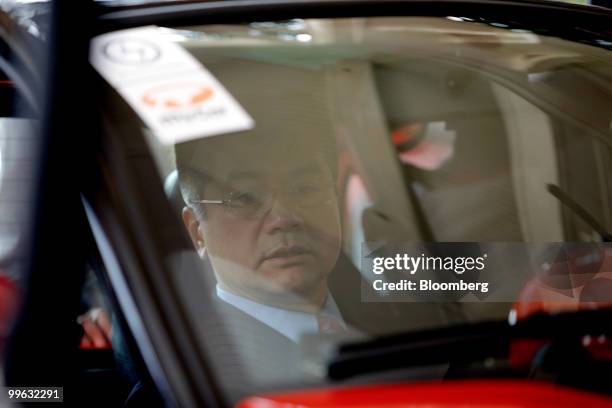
[189,181,337,219]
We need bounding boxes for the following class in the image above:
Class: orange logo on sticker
[141,83,214,109]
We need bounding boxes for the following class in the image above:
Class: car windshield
[94,16,612,401]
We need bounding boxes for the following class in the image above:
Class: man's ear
[182,207,207,259]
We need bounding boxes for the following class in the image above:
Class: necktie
[316,312,344,334]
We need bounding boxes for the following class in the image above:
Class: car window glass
[98,17,612,401]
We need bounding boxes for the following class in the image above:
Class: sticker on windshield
[90,26,254,145]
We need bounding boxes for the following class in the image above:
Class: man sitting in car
[171,64,354,388]
[174,103,347,341]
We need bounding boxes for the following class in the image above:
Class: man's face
[186,134,341,305]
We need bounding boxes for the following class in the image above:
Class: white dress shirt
[216,285,345,343]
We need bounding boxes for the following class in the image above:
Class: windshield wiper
[547,184,612,242]
[327,309,612,380]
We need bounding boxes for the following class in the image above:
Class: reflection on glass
[105,16,612,398]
